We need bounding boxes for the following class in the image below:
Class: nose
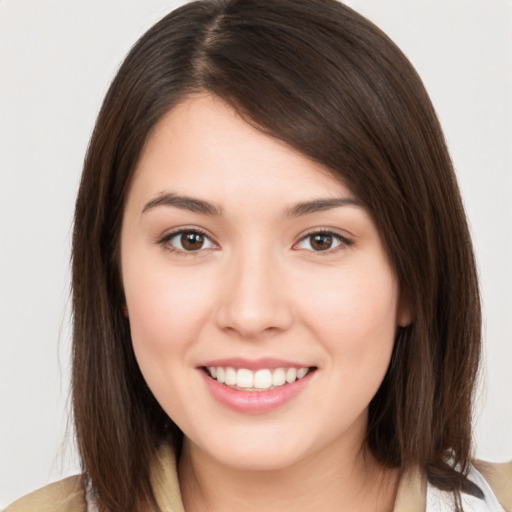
[213,247,294,339]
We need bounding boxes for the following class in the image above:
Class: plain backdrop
[1,0,511,507]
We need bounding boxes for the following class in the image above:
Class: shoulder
[395,460,512,512]
[426,460,512,512]
[474,460,512,512]
[4,475,86,512]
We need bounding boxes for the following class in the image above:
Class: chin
[215,447,305,472]
[189,426,312,472]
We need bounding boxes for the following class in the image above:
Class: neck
[178,437,399,512]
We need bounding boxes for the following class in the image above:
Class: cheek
[298,263,398,369]
[122,262,218,419]
[123,260,216,360]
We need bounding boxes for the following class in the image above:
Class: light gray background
[1,0,511,507]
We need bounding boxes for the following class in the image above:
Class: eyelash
[157,227,217,257]
[295,229,353,255]
[157,228,353,256]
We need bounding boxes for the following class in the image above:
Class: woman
[5,0,511,511]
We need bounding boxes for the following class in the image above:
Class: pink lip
[199,367,316,414]
[199,357,310,371]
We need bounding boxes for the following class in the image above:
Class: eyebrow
[142,193,223,216]
[284,197,364,217]
[142,193,363,217]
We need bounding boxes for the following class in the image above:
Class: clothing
[5,445,511,512]
[426,464,509,512]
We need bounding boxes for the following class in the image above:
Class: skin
[120,94,410,511]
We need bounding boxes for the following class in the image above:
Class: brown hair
[72,0,481,510]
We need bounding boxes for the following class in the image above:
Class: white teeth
[253,369,272,389]
[207,366,311,391]
[236,368,253,388]
[297,367,308,379]
[285,367,297,383]
[225,367,237,386]
[272,368,286,386]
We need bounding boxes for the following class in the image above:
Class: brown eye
[161,229,216,253]
[181,231,205,251]
[295,231,350,253]
[310,233,333,251]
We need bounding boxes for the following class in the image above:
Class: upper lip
[198,357,314,371]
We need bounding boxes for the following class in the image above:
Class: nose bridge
[214,240,292,337]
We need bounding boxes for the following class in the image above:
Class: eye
[295,231,351,252]
[159,229,217,253]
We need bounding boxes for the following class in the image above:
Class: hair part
[72,1,481,510]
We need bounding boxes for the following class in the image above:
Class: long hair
[72,1,481,510]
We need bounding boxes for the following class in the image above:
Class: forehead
[129,94,356,211]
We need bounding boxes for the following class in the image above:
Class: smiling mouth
[203,366,316,392]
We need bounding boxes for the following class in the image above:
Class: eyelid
[293,228,353,253]
[157,226,219,255]
[156,226,353,256]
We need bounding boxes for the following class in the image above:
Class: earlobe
[397,293,414,327]
[397,311,412,328]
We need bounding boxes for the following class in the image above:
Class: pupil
[181,232,204,251]
[312,233,332,251]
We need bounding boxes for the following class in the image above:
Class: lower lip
[200,369,314,414]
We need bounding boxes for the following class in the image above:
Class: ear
[397,292,413,327]
[122,304,129,317]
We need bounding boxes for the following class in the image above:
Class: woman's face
[121,94,409,471]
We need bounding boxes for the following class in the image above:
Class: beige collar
[393,465,427,512]
[150,444,427,512]
[150,444,186,512]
